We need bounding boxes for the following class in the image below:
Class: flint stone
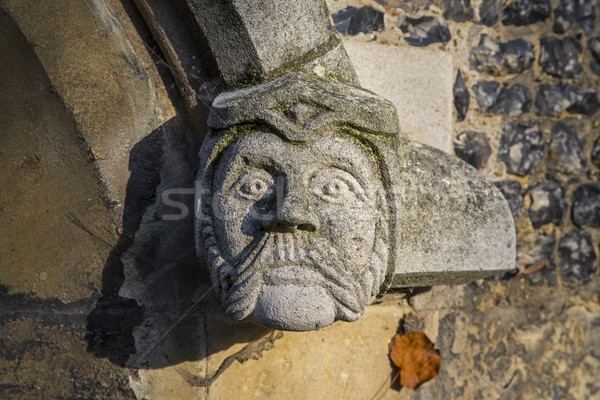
[553,0,596,35]
[591,136,600,167]
[527,179,567,228]
[572,183,600,227]
[473,80,532,116]
[534,83,600,116]
[502,0,551,26]
[472,80,499,110]
[558,230,598,286]
[443,0,474,22]
[539,37,583,78]
[498,122,544,176]
[516,231,556,284]
[196,72,515,330]
[332,6,385,36]
[547,122,587,174]
[565,87,600,115]
[479,0,500,26]
[494,180,524,217]
[589,37,600,76]
[399,15,451,47]
[453,130,491,169]
[470,34,535,75]
[453,69,469,122]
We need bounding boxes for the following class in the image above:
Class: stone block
[343,40,453,153]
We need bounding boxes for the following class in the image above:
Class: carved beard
[200,213,388,324]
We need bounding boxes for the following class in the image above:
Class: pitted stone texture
[527,179,567,228]
[470,34,535,75]
[453,130,491,169]
[539,37,583,79]
[498,122,544,176]
[196,73,515,330]
[344,40,453,152]
[558,230,598,286]
[547,122,587,175]
[572,183,600,228]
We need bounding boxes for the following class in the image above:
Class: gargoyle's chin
[246,284,364,331]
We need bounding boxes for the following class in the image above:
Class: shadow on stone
[86,128,164,367]
[86,114,275,373]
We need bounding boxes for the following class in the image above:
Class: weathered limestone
[344,41,454,153]
[190,0,515,331]
[186,0,358,87]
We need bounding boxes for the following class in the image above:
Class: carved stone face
[206,129,388,330]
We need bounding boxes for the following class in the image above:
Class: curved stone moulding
[194,72,515,331]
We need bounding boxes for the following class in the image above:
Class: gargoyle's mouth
[262,265,323,286]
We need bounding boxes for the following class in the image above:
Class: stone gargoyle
[195,72,515,331]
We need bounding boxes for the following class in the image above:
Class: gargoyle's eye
[321,178,349,198]
[311,169,366,203]
[236,174,274,200]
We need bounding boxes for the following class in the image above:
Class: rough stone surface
[516,231,557,284]
[344,40,453,152]
[534,83,600,116]
[502,0,552,26]
[498,122,545,176]
[3,0,173,212]
[592,136,600,167]
[547,122,587,174]
[589,36,600,76]
[553,0,596,35]
[443,0,473,22]
[572,183,600,228]
[494,180,525,217]
[527,179,567,228]
[479,0,500,26]
[399,15,451,47]
[197,72,515,330]
[472,80,499,110]
[473,81,532,116]
[453,69,469,122]
[453,130,491,169]
[565,87,600,115]
[470,34,535,75]
[558,230,598,286]
[539,37,583,78]
[187,0,357,87]
[332,6,385,35]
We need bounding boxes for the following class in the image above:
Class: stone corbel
[187,0,515,331]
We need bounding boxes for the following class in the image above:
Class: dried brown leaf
[388,331,441,390]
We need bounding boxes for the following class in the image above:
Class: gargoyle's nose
[264,186,319,232]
